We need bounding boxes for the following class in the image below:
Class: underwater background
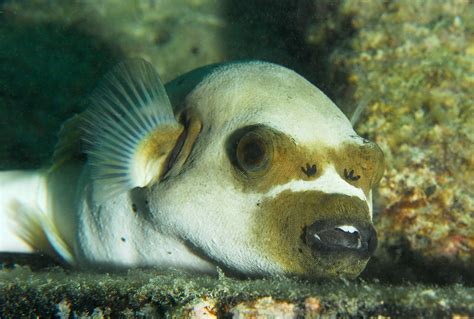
[0,0,473,317]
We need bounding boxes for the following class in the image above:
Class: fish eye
[236,132,269,172]
[226,125,274,176]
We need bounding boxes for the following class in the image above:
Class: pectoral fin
[81,59,184,203]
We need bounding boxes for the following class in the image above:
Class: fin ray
[7,200,75,265]
[51,115,85,169]
[81,59,183,203]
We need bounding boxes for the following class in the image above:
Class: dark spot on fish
[132,203,137,213]
[191,46,200,55]
[167,251,172,255]
[256,202,261,207]
[301,163,317,177]
[121,237,126,242]
[344,168,360,181]
[298,248,303,254]
[145,200,149,205]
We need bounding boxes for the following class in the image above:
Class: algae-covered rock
[327,0,474,281]
[1,266,473,317]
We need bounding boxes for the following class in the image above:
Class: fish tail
[0,171,52,253]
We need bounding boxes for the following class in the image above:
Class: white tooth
[336,225,359,234]
[314,234,321,241]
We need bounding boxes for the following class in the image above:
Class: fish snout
[304,221,377,258]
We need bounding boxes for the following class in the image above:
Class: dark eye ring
[236,131,272,174]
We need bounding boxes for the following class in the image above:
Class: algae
[326,0,474,282]
[1,262,473,317]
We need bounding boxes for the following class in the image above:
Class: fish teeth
[313,233,321,241]
[336,225,359,234]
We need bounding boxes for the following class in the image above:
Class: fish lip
[303,219,377,259]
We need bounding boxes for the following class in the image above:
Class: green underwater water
[0,0,473,317]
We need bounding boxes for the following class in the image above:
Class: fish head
[156,61,384,279]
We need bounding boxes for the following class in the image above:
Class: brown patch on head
[252,191,373,279]
[150,110,202,180]
[136,109,204,184]
[162,110,203,179]
[136,123,184,184]
[225,126,384,198]
[329,140,385,197]
[139,124,184,162]
[226,125,325,193]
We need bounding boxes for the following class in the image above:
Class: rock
[326,0,474,282]
[1,267,474,317]
[231,297,297,319]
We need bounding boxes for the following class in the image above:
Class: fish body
[0,60,384,278]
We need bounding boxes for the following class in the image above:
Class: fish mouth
[303,220,377,258]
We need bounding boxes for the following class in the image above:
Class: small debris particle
[231,297,297,318]
[184,298,217,319]
[55,299,71,318]
[424,185,437,197]
[305,297,321,315]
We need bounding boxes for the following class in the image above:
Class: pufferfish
[0,59,384,279]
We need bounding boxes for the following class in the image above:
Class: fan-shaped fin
[81,59,183,203]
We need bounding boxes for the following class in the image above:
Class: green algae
[1,264,473,317]
[326,0,474,282]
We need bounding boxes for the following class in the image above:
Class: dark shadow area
[0,253,61,271]
[220,0,355,102]
[361,236,474,285]
[0,16,122,169]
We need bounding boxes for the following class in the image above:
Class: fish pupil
[242,139,265,166]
